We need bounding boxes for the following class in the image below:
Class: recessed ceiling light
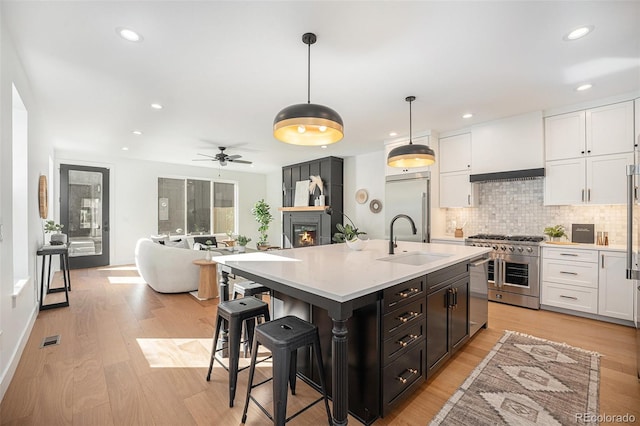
[564,25,594,41]
[389,132,398,137]
[576,83,593,91]
[150,103,163,110]
[321,145,328,149]
[122,147,129,151]
[462,113,473,119]
[132,130,143,135]
[116,27,143,42]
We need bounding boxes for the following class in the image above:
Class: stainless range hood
[469,168,545,183]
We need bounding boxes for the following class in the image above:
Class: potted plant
[44,220,67,245]
[252,199,273,250]
[543,224,567,241]
[236,235,251,252]
[331,212,368,250]
[223,230,236,248]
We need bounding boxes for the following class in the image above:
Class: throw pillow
[150,234,169,244]
[165,240,188,249]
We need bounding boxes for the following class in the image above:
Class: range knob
[527,247,533,253]
[517,247,524,252]
[484,244,490,248]
[500,245,506,251]
[508,246,515,252]
[492,245,498,250]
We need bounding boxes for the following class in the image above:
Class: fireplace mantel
[278,206,329,212]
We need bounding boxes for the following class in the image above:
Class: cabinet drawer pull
[559,253,578,256]
[397,288,420,298]
[397,334,418,347]
[560,295,578,301]
[559,271,578,275]
[397,368,418,384]
[397,311,419,323]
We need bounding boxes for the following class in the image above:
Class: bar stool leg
[227,315,243,407]
[288,350,297,395]
[207,316,223,381]
[241,334,260,424]
[272,347,291,426]
[313,341,333,423]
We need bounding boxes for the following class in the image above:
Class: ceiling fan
[193,147,253,166]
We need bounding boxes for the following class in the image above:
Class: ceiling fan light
[387,143,436,168]
[274,103,344,146]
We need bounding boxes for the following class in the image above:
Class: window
[158,178,236,236]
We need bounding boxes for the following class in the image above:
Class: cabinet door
[544,158,585,205]
[586,101,634,156]
[385,135,433,176]
[544,111,586,161]
[440,171,474,208]
[439,133,471,173]
[450,277,469,352]
[587,153,634,205]
[426,286,449,377]
[635,98,640,151]
[598,251,633,320]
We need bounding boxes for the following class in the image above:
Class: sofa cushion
[165,239,188,249]
[150,234,169,244]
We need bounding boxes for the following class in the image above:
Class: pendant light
[273,33,344,146]
[387,96,436,167]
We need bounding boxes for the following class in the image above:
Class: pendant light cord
[307,40,311,104]
[409,97,413,145]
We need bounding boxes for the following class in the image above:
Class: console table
[37,245,71,310]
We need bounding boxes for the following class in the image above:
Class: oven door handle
[501,258,507,287]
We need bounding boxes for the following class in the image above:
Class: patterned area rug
[430,331,600,426]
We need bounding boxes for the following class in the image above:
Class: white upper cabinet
[471,111,544,174]
[544,111,586,161]
[586,101,635,156]
[384,133,435,177]
[544,158,585,205]
[545,100,634,161]
[439,170,476,208]
[439,133,471,173]
[635,98,640,150]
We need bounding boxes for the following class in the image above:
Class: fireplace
[283,210,332,248]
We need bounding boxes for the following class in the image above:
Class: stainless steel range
[465,234,544,309]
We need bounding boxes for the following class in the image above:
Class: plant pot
[236,245,246,253]
[257,244,270,251]
[50,233,67,245]
[345,236,368,251]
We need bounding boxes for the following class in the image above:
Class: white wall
[55,152,277,265]
[0,15,51,400]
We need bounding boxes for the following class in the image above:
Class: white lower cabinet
[598,251,634,321]
[542,248,598,314]
[542,247,633,322]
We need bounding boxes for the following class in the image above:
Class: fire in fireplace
[294,224,317,247]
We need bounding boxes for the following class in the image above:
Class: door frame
[60,164,110,269]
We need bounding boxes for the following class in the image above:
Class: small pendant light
[273,33,344,146]
[387,96,436,167]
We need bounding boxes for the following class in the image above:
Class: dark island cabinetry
[426,261,470,378]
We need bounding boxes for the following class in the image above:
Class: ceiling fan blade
[228,159,253,164]
[196,153,217,159]
[226,154,242,160]
[192,159,215,161]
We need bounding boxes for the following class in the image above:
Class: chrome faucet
[389,214,417,254]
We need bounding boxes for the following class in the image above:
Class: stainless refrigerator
[625,162,640,381]
[384,172,431,243]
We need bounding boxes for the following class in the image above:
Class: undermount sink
[378,251,452,266]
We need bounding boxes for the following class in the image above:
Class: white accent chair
[135,238,219,293]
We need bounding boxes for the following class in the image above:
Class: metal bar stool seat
[241,315,332,425]
[207,297,270,407]
[233,280,270,300]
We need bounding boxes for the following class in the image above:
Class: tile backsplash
[444,179,626,245]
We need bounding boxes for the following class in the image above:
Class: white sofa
[135,238,219,293]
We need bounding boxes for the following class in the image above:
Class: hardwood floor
[1,265,638,425]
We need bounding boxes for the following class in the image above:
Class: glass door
[60,164,110,269]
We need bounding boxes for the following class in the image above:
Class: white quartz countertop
[216,240,490,303]
[541,242,625,252]
[430,235,466,243]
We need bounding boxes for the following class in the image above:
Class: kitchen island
[216,239,490,425]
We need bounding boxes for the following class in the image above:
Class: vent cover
[40,335,61,348]
[469,168,545,183]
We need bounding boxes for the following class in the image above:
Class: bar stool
[233,280,270,300]
[241,315,332,426]
[207,297,270,407]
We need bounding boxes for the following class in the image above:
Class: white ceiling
[4,1,640,174]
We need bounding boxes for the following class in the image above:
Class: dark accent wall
[282,156,344,247]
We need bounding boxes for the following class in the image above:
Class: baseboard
[0,304,38,402]
[540,304,635,328]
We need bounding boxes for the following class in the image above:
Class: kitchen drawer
[383,275,426,311]
[543,247,598,263]
[383,319,425,363]
[542,259,598,288]
[426,261,468,294]
[383,299,425,338]
[382,344,424,415]
[541,281,598,314]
